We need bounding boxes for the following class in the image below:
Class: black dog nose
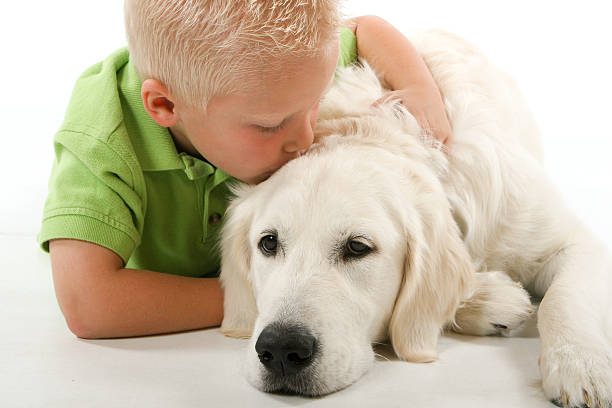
[255,323,316,376]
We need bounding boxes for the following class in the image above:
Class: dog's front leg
[536,233,612,408]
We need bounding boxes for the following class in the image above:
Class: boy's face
[171,43,340,184]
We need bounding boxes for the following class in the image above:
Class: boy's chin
[250,170,275,184]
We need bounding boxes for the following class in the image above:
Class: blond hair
[124,0,341,109]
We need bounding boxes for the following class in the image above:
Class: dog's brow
[259,228,278,236]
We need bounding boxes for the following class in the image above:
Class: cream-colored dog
[219,30,612,405]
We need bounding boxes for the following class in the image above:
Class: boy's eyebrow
[248,113,293,126]
[248,76,335,125]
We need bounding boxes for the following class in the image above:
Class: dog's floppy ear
[389,189,474,362]
[219,185,258,338]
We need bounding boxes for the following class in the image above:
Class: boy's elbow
[65,314,97,339]
[49,239,125,339]
[61,295,108,339]
[53,269,111,339]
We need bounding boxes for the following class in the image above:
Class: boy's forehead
[246,74,335,119]
[232,75,335,123]
[214,42,339,121]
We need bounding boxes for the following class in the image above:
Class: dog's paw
[451,271,534,336]
[540,343,612,408]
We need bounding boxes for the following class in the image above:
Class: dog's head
[219,125,474,395]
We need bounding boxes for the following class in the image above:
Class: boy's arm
[345,15,452,147]
[49,238,223,339]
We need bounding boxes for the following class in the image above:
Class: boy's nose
[283,130,313,154]
[283,110,317,154]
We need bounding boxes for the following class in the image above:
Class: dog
[218,29,612,405]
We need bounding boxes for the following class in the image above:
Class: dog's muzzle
[255,323,317,376]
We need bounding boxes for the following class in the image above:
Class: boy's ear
[141,79,180,127]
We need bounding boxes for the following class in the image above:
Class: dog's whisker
[374,352,391,362]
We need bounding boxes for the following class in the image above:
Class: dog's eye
[344,239,372,258]
[258,234,278,256]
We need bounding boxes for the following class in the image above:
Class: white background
[1,0,611,245]
[0,2,610,407]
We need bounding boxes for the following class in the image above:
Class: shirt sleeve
[337,26,358,68]
[37,129,145,264]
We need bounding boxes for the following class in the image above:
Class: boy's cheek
[310,107,320,128]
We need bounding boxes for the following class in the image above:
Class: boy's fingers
[372,91,452,148]
[418,114,452,152]
[372,91,402,107]
[423,112,452,145]
[435,120,452,146]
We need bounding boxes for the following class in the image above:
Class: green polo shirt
[38,27,357,278]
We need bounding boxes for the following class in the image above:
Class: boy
[39,0,451,339]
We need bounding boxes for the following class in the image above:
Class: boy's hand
[347,15,453,151]
[374,84,452,149]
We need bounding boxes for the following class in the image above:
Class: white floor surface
[2,237,551,408]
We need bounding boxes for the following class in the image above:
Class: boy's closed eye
[256,121,287,133]
[250,83,330,135]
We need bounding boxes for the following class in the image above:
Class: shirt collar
[118,52,231,183]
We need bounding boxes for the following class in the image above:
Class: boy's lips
[260,170,274,179]
[258,151,307,182]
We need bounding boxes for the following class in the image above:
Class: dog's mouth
[259,364,325,397]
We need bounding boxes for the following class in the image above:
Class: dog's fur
[219,30,612,405]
